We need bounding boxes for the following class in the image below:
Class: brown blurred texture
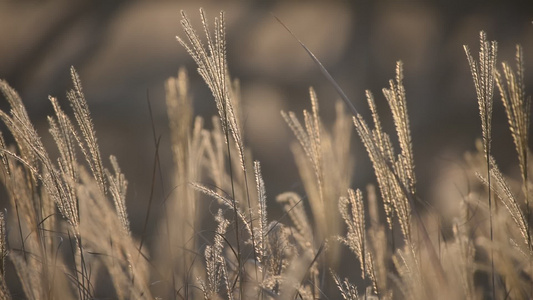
[0,0,532,236]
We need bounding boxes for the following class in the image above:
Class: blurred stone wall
[1,1,532,234]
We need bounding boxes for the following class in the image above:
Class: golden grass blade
[67,67,106,195]
[0,133,10,176]
[338,189,368,279]
[254,161,267,261]
[0,82,80,228]
[105,155,130,234]
[161,67,204,298]
[0,212,9,300]
[476,163,529,246]
[77,168,151,300]
[495,45,531,250]
[276,192,313,249]
[178,11,263,292]
[464,31,498,159]
[464,31,498,297]
[200,210,231,298]
[383,62,416,194]
[191,182,252,237]
[331,271,359,300]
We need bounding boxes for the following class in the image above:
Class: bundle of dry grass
[0,68,149,299]
[0,8,531,300]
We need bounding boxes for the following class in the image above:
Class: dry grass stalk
[331,272,359,300]
[155,67,204,297]
[495,45,532,249]
[464,32,498,161]
[464,31,498,296]
[68,67,107,195]
[177,11,263,292]
[0,212,9,299]
[77,168,151,299]
[0,67,150,299]
[353,63,414,244]
[282,89,354,270]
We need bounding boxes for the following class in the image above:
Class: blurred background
[0,0,532,267]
